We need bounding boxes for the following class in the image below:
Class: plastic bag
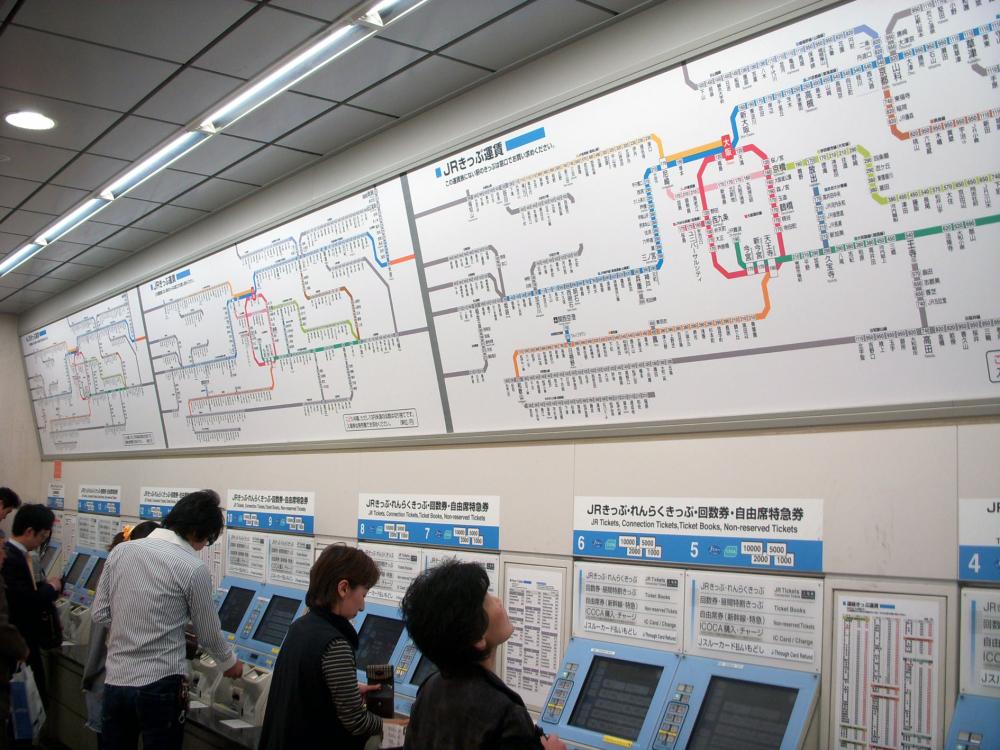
[9,664,46,741]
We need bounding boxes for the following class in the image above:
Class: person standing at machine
[2,504,60,714]
[93,490,243,750]
[400,560,567,750]
[0,488,21,525]
[81,521,159,743]
[0,530,29,750]
[259,544,395,750]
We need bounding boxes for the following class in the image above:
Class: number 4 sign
[959,498,1000,582]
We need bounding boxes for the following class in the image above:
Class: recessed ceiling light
[4,111,56,130]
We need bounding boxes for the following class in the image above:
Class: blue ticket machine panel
[234,583,307,669]
[215,578,262,639]
[75,551,107,606]
[39,541,61,577]
[945,588,1000,750]
[353,603,409,682]
[653,657,819,750]
[61,550,93,598]
[538,638,680,750]
[394,638,438,715]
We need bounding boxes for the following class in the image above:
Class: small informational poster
[267,536,314,589]
[503,563,565,711]
[140,487,197,521]
[360,542,422,605]
[959,588,1000,696]
[96,516,121,548]
[46,482,64,510]
[959,498,1000,582]
[574,496,823,572]
[834,592,942,750]
[77,484,121,516]
[226,490,315,535]
[358,493,500,550]
[423,549,500,593]
[225,529,268,583]
[56,512,77,561]
[198,530,225,590]
[684,570,822,672]
[573,561,685,649]
[76,515,100,550]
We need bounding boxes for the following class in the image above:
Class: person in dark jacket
[0,532,29,750]
[400,560,566,750]
[259,544,396,750]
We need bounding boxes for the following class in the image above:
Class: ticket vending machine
[393,638,438,716]
[352,604,410,682]
[210,583,306,727]
[39,541,62,577]
[55,550,94,634]
[945,588,1000,750]
[189,578,262,705]
[539,638,681,750]
[64,552,108,646]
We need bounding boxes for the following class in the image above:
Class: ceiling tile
[14,0,257,63]
[94,196,159,227]
[217,145,316,187]
[0,138,75,182]
[277,104,394,155]
[0,287,51,312]
[446,0,612,70]
[71,246,133,268]
[349,56,489,118]
[586,0,654,12]
[0,89,122,151]
[0,176,39,208]
[0,231,29,254]
[377,0,524,50]
[47,262,105,282]
[21,275,75,295]
[20,184,91,216]
[31,240,90,263]
[169,134,262,177]
[195,6,326,79]
[0,209,54,236]
[89,116,182,161]
[136,68,244,126]
[59,219,120,246]
[15,255,64,276]
[0,299,28,314]
[0,272,32,291]
[170,178,257,212]
[292,38,425,102]
[0,26,178,111]
[98,226,167,252]
[56,153,130,191]
[269,0,357,23]
[126,169,206,204]
[132,204,207,234]
[224,91,332,144]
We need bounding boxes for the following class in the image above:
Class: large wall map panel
[140,179,445,448]
[408,0,1000,431]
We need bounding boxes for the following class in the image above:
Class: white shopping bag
[9,664,46,741]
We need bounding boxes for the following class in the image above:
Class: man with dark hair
[93,490,242,750]
[0,529,29,749]
[2,504,60,718]
[0,488,21,523]
[400,560,566,750]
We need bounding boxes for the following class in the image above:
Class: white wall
[0,314,42,529]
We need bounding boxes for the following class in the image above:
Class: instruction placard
[574,496,822,572]
[503,563,565,711]
[573,561,685,649]
[226,529,268,583]
[960,588,1000,697]
[140,487,196,521]
[358,493,500,550]
[267,536,314,589]
[959,498,1000,582]
[423,549,500,593]
[685,570,822,672]
[77,484,121,516]
[360,542,423,606]
[46,482,64,510]
[833,592,942,750]
[227,490,314,535]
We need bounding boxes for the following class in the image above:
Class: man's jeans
[101,674,186,750]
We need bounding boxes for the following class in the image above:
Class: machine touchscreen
[686,676,797,750]
[218,586,255,634]
[83,558,105,590]
[64,554,91,586]
[567,656,663,741]
[356,615,405,669]
[39,546,58,572]
[252,595,300,647]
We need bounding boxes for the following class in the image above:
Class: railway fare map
[408,0,1000,432]
[21,290,165,454]
[140,179,444,448]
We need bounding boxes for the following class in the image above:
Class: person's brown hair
[307,544,380,609]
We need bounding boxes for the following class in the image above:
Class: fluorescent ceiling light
[35,198,110,246]
[4,111,56,130]
[0,244,44,277]
[101,130,209,199]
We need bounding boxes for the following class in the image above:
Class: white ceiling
[0,0,654,314]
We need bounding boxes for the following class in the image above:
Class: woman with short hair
[259,544,387,750]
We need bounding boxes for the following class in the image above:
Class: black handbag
[37,602,63,650]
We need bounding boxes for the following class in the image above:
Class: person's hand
[46,576,63,592]
[358,682,381,695]
[540,733,568,750]
[223,661,244,679]
[384,717,409,726]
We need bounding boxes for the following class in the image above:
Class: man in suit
[2,504,60,715]
[0,531,29,750]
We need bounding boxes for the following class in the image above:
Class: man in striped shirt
[93,490,243,750]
